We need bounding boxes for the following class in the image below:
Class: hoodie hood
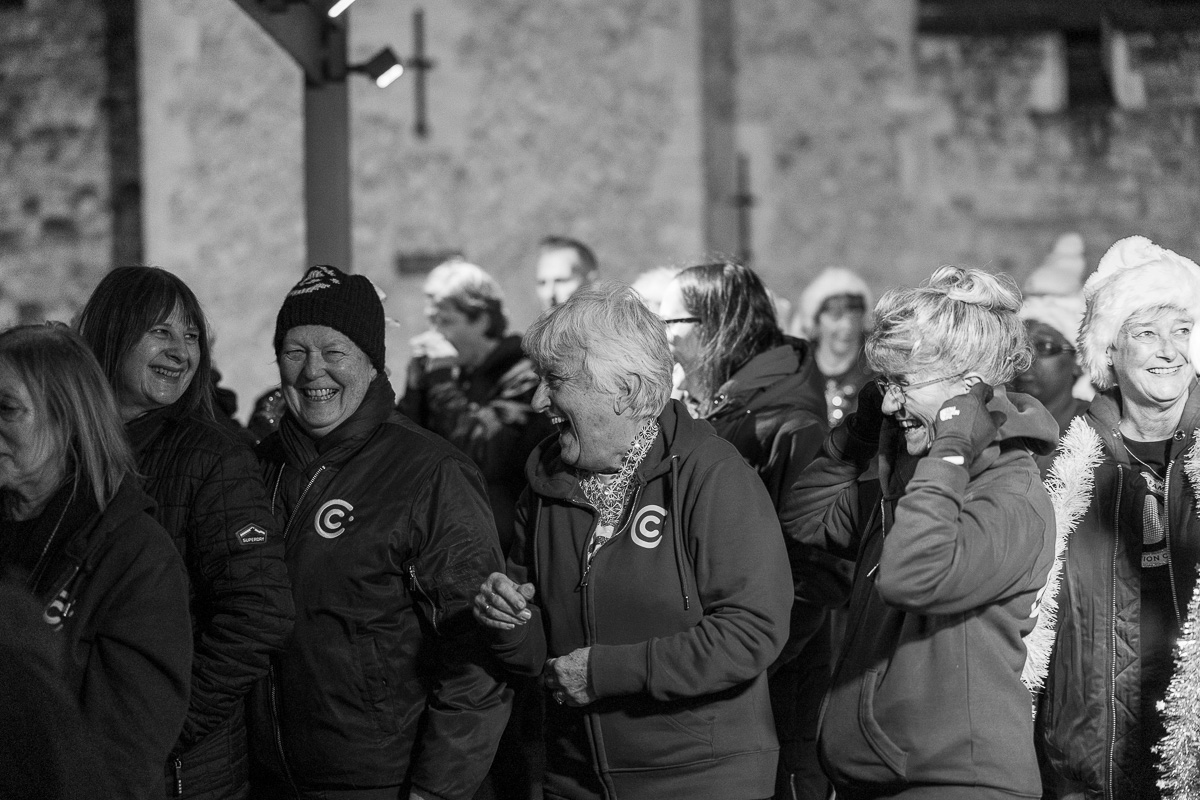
[705,337,826,423]
[527,399,717,499]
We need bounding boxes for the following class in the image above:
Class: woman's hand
[409,330,459,373]
[844,380,886,461]
[473,572,534,630]
[928,382,1006,465]
[544,648,597,707]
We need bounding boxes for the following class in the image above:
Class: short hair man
[535,235,598,310]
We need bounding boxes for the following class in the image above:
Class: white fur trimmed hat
[1079,235,1200,390]
[793,267,874,339]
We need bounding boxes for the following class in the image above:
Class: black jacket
[250,376,510,799]
[8,478,193,800]
[127,405,294,799]
[400,334,555,552]
[1041,388,1200,799]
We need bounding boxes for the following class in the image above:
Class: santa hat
[1079,236,1200,390]
[1019,294,1086,350]
[1025,233,1086,297]
[793,267,874,339]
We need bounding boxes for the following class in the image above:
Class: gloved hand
[843,380,886,463]
[927,382,1006,467]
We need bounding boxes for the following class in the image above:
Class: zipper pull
[173,757,183,797]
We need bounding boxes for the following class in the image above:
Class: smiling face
[279,325,378,439]
[115,304,201,422]
[879,372,970,456]
[815,295,866,360]
[658,279,702,375]
[531,361,644,474]
[0,363,65,518]
[1110,308,1193,413]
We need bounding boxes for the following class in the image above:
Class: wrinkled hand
[409,330,459,372]
[928,382,1006,465]
[473,572,534,630]
[544,648,597,707]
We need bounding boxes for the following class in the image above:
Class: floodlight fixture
[352,47,404,88]
[327,0,357,18]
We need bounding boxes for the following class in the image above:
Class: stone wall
[140,0,709,413]
[737,0,1200,319]
[0,0,110,325]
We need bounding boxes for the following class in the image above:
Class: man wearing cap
[247,265,511,800]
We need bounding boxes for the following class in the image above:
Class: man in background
[535,235,598,310]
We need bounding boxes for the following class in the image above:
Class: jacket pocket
[859,668,908,778]
[600,700,716,770]
[355,634,398,736]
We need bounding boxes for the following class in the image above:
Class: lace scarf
[579,419,659,559]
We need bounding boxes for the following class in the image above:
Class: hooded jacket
[703,338,828,508]
[1040,387,1200,800]
[781,388,1058,797]
[10,478,193,800]
[249,376,510,800]
[491,399,792,800]
[127,404,294,799]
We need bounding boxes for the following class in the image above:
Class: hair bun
[929,265,1022,313]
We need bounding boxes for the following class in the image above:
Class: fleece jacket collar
[526,399,712,500]
[705,337,826,423]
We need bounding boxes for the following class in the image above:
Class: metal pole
[302,17,352,270]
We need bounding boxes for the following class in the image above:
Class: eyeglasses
[1031,341,1075,358]
[662,317,701,326]
[874,372,963,399]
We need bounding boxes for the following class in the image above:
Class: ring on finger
[554,690,565,705]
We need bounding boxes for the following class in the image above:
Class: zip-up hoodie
[491,399,792,800]
[1040,386,1200,799]
[781,387,1058,797]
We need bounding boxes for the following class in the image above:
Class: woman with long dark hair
[659,262,845,800]
[76,267,293,800]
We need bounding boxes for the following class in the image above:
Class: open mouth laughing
[302,387,339,402]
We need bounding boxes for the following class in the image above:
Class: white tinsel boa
[1156,439,1200,799]
[1024,419,1103,708]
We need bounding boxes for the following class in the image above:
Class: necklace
[1121,439,1165,482]
[25,479,76,593]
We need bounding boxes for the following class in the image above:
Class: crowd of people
[1,231,1199,800]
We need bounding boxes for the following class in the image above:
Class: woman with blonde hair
[0,323,192,799]
[784,266,1058,798]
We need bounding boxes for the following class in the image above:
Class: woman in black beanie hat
[249,265,510,800]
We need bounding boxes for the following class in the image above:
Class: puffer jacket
[703,339,846,800]
[249,376,511,799]
[19,478,193,800]
[491,399,792,800]
[127,405,294,800]
[781,387,1058,798]
[400,333,555,552]
[1040,388,1200,800]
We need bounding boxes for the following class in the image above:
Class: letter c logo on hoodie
[631,504,667,549]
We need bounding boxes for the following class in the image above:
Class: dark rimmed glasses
[662,317,701,326]
[1031,341,1075,358]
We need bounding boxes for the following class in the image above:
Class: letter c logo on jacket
[315,499,355,539]
[631,504,667,549]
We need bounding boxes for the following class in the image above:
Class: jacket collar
[278,374,397,469]
[705,337,826,422]
[1085,379,1200,464]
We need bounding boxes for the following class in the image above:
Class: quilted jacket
[127,405,294,800]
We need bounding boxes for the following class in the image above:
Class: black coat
[128,406,294,799]
[250,376,510,798]
[10,478,193,800]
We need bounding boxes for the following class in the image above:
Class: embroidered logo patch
[43,588,74,631]
[236,524,268,546]
[631,504,667,549]
[315,499,355,539]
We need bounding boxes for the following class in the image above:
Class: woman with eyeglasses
[1039,236,1200,799]
[782,266,1059,799]
[660,262,849,800]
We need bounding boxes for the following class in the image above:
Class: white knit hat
[792,267,873,339]
[1079,235,1200,390]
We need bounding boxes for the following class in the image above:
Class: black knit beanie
[274,265,386,371]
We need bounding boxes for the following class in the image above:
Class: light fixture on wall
[352,47,404,88]
[326,0,357,18]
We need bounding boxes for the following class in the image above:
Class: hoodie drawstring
[532,494,543,584]
[670,455,690,611]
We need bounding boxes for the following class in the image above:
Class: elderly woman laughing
[475,282,792,800]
